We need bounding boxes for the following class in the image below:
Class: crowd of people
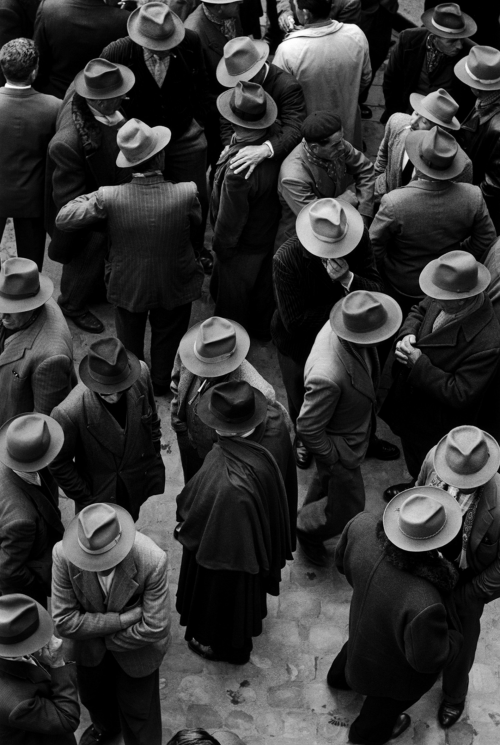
[1,0,500,744]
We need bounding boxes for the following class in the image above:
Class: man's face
[434,297,470,313]
[308,130,344,160]
[410,111,432,130]
[97,390,125,404]
[89,94,127,115]
[217,1,243,19]
[0,309,34,330]
[434,36,463,57]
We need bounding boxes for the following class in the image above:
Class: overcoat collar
[0,656,50,683]
[402,179,452,192]
[73,549,139,613]
[417,296,493,347]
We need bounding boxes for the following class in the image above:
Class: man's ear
[301,8,312,24]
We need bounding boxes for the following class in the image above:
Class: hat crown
[430,250,480,294]
[445,426,490,476]
[77,504,123,558]
[209,381,256,426]
[309,198,348,244]
[224,37,262,75]
[466,46,500,84]
[195,317,237,364]
[0,595,41,647]
[341,291,388,335]
[0,257,40,301]
[420,88,458,125]
[133,2,176,42]
[117,118,158,164]
[432,3,466,32]
[230,81,267,121]
[419,126,458,170]
[6,415,51,466]
[399,495,447,541]
[87,337,131,387]
[82,58,125,95]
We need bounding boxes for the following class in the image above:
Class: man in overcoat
[49,337,165,521]
[416,426,500,728]
[52,502,171,745]
[329,488,463,744]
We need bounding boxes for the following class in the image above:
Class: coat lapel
[393,127,409,187]
[121,386,144,463]
[10,471,64,536]
[0,309,44,367]
[84,391,125,456]
[73,570,106,613]
[336,340,376,403]
[106,551,139,612]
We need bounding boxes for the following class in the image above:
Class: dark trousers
[401,435,436,481]
[0,216,46,270]
[58,231,108,317]
[358,6,394,105]
[277,351,305,428]
[328,643,419,745]
[115,303,192,387]
[442,589,485,704]
[77,652,161,745]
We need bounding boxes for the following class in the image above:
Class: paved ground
[2,40,499,745]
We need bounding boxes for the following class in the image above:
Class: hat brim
[409,92,460,131]
[0,597,53,657]
[433,432,500,488]
[74,63,136,100]
[419,258,490,299]
[217,88,277,129]
[216,40,269,88]
[0,274,53,313]
[116,126,171,167]
[0,413,65,472]
[197,386,268,433]
[454,56,500,91]
[179,319,250,377]
[127,7,185,51]
[296,199,365,259]
[405,128,467,180]
[63,503,136,571]
[329,292,403,344]
[383,485,463,552]
[79,350,142,394]
[421,9,477,39]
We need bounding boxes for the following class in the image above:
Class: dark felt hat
[217,81,277,129]
[329,291,403,345]
[421,3,476,39]
[79,337,141,394]
[74,58,135,100]
[0,594,53,658]
[197,381,267,434]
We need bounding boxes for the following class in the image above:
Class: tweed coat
[49,362,165,514]
[0,86,60,217]
[0,658,79,745]
[418,450,500,601]
[0,463,64,605]
[370,180,496,296]
[297,322,378,469]
[0,299,76,427]
[276,0,360,24]
[52,532,171,676]
[335,511,462,700]
[381,295,500,445]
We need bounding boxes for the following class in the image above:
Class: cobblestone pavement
[2,57,499,745]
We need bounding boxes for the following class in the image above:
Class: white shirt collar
[5,82,31,89]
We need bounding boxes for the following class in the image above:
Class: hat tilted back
[7,416,51,464]
[342,292,388,335]
[398,495,447,541]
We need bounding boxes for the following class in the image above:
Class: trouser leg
[77,654,121,734]
[114,306,148,361]
[13,217,47,270]
[349,694,419,745]
[114,658,162,745]
[327,641,351,689]
[58,232,108,316]
[401,436,434,481]
[442,593,485,704]
[277,351,305,429]
[149,303,192,387]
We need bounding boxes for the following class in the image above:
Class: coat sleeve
[32,356,75,416]
[48,406,93,504]
[369,194,397,263]
[8,664,80,736]
[394,297,427,342]
[359,31,372,94]
[347,231,384,293]
[297,374,341,465]
[374,120,391,176]
[382,34,405,120]
[279,173,317,216]
[268,76,306,163]
[211,170,252,259]
[55,191,107,232]
[404,603,458,674]
[0,518,39,595]
[344,142,375,217]
[170,354,188,434]
[460,191,497,260]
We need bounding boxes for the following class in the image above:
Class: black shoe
[64,310,104,334]
[152,382,170,397]
[383,480,415,503]
[360,104,373,119]
[366,436,400,461]
[296,529,327,567]
[188,639,222,661]
[199,248,213,275]
[294,436,312,469]
[79,724,121,745]
[438,700,465,729]
[391,714,411,739]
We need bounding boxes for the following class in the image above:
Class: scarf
[432,292,484,333]
[426,34,447,75]
[202,3,237,39]
[86,103,125,127]
[304,139,346,183]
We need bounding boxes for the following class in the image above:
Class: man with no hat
[52,503,170,745]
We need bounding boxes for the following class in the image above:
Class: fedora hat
[116,118,171,167]
[434,426,500,489]
[454,45,500,92]
[405,126,466,180]
[63,503,136,571]
[421,3,476,39]
[197,380,267,434]
[296,198,364,259]
[410,88,460,131]
[0,258,53,313]
[216,36,269,88]
[419,250,490,299]
[79,337,142,394]
[217,81,277,129]
[74,58,135,100]
[127,2,185,51]
[384,486,463,552]
[179,317,250,378]
[0,414,64,472]
[0,594,53,658]
[329,291,402,345]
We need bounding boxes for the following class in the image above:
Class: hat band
[0,284,40,300]
[193,340,237,364]
[84,78,124,96]
[230,98,266,122]
[312,223,348,244]
[78,530,122,555]
[89,361,131,385]
[0,617,39,645]
[465,61,500,85]
[432,18,465,33]
[399,513,447,540]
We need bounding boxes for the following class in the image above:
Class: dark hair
[296,0,332,20]
[0,38,38,83]
[167,730,220,745]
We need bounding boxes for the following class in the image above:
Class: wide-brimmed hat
[216,36,269,88]
[179,317,250,378]
[434,426,500,489]
[79,337,142,394]
[296,198,364,259]
[454,45,500,92]
[74,58,135,100]
[421,3,476,39]
[384,486,463,552]
[63,503,136,571]
[116,118,171,167]
[197,381,267,434]
[405,126,467,180]
[330,291,402,345]
[410,88,460,130]
[0,594,53,658]
[128,2,185,51]
[419,250,490,299]
[217,81,277,129]
[0,414,64,472]
[0,258,53,313]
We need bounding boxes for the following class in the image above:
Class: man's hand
[395,334,421,366]
[278,11,295,32]
[37,635,66,668]
[120,606,143,628]
[322,258,350,283]
[229,144,271,179]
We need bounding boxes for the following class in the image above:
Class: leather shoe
[438,701,465,728]
[79,724,121,745]
[296,529,327,567]
[383,480,415,503]
[188,638,221,661]
[199,247,213,275]
[366,436,400,461]
[294,436,312,469]
[66,310,104,334]
[349,714,411,744]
